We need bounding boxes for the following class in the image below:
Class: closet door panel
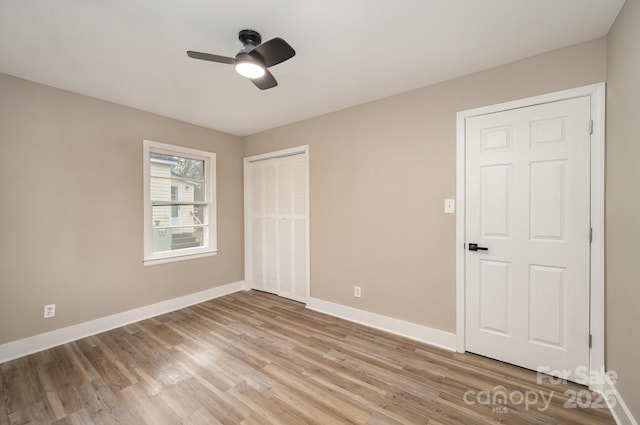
[292,156,307,300]
[249,163,265,291]
[264,217,278,294]
[293,158,305,216]
[278,160,292,215]
[247,151,307,301]
[251,217,265,290]
[294,218,307,299]
[278,219,293,297]
[264,162,277,217]
[263,160,278,294]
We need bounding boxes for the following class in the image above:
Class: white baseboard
[601,373,639,425]
[0,280,245,364]
[306,297,457,351]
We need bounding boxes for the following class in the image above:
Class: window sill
[144,250,218,266]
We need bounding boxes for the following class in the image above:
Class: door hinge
[589,120,593,135]
[589,334,593,348]
[589,228,593,243]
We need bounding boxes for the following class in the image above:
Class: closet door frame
[244,145,310,302]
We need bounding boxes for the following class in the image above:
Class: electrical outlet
[44,304,56,318]
[354,286,362,298]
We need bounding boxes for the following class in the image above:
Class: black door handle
[468,243,488,252]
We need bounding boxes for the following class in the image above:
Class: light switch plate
[444,199,455,213]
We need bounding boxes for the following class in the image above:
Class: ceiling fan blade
[250,38,295,68]
[186,51,234,64]
[252,69,278,90]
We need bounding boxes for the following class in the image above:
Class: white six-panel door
[464,96,591,382]
[246,152,308,303]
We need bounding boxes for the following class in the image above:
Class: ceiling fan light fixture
[187,29,295,89]
[235,61,265,79]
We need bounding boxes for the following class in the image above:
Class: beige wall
[606,0,640,420]
[244,38,606,333]
[0,73,244,345]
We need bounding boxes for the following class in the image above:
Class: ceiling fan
[187,29,295,90]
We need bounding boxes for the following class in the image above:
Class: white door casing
[456,83,606,389]
[244,146,310,303]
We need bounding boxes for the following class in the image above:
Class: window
[143,140,217,265]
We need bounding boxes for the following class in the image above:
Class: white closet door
[246,151,308,302]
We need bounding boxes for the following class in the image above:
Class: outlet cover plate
[44,304,56,318]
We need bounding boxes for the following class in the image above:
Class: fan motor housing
[239,29,262,47]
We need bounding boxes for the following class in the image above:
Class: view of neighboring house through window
[143,140,217,265]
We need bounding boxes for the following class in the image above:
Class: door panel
[294,217,307,298]
[264,217,278,294]
[250,162,266,292]
[480,164,512,238]
[278,219,293,297]
[251,217,264,290]
[479,259,511,336]
[465,96,591,383]
[247,153,308,302]
[529,265,565,347]
[530,160,566,241]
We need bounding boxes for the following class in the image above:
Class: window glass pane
[150,152,204,180]
[171,187,179,218]
[152,226,206,253]
[150,178,204,202]
[152,205,171,227]
[152,206,205,227]
[190,205,205,224]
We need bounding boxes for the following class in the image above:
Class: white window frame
[143,139,217,266]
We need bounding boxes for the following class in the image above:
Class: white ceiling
[0,0,625,136]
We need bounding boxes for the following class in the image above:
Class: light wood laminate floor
[1,290,615,424]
